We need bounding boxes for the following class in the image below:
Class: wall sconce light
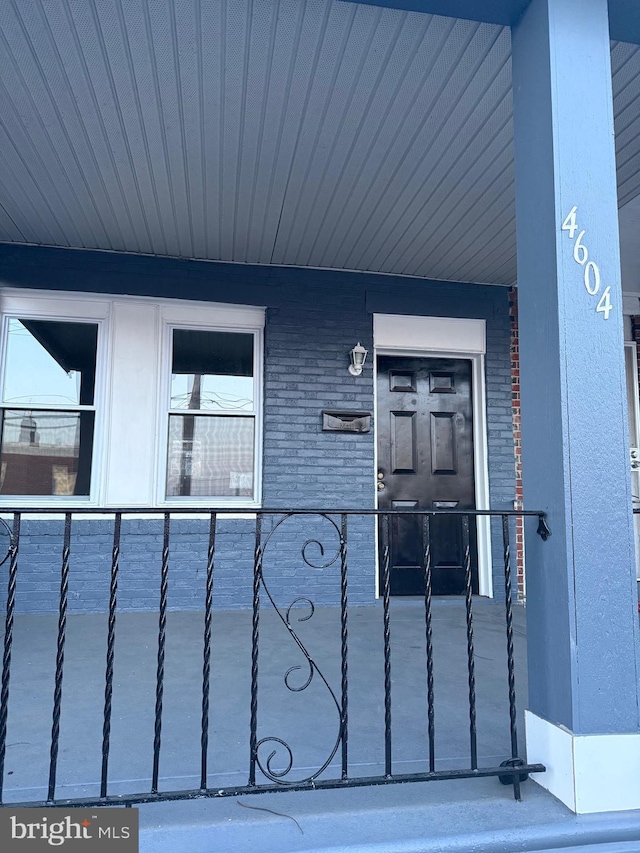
[348,342,368,376]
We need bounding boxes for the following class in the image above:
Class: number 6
[573,231,588,265]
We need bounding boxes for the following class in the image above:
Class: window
[0,291,264,507]
[0,318,99,497]
[165,329,257,499]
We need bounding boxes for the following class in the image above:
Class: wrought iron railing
[0,508,549,808]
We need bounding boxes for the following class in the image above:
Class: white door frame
[624,341,640,579]
[373,314,493,599]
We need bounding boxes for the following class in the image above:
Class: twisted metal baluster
[462,515,477,771]
[502,514,521,800]
[48,513,72,802]
[152,513,170,794]
[249,513,262,786]
[340,513,348,780]
[381,514,392,778]
[422,515,435,772]
[101,512,121,798]
[200,512,216,791]
[0,513,20,804]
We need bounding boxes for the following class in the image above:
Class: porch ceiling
[2,1,640,287]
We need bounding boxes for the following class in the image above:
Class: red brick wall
[509,288,525,598]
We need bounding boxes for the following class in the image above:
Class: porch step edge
[138,781,640,853]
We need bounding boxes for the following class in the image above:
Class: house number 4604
[561,206,613,320]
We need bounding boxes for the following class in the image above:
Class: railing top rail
[0,507,548,517]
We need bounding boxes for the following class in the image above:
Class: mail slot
[322,410,371,433]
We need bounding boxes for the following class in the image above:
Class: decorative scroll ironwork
[252,513,345,785]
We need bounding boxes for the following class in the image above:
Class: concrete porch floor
[1,600,529,802]
[3,600,640,852]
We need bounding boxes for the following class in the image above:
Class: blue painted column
[512,0,640,812]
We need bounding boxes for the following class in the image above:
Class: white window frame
[0,291,110,507]
[158,318,263,508]
[0,288,265,509]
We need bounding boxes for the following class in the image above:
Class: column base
[525,710,640,813]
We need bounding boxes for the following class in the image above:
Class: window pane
[0,410,94,496]
[170,330,254,411]
[3,319,98,406]
[166,415,254,497]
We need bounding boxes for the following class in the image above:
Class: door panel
[391,412,417,472]
[377,356,477,596]
[430,412,457,473]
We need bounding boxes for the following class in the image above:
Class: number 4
[562,206,579,239]
[596,286,613,320]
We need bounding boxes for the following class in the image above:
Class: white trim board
[0,287,266,324]
[373,314,486,354]
[373,314,492,599]
[525,710,640,813]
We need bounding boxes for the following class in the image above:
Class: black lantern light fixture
[348,342,368,376]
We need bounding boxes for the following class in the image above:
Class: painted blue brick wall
[2,519,254,613]
[263,303,374,509]
[0,246,517,612]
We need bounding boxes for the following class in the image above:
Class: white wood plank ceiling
[1,0,640,286]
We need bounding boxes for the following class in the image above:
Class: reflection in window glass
[166,415,254,497]
[3,319,98,406]
[0,410,94,495]
[170,330,253,411]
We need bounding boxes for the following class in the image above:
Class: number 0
[584,261,600,295]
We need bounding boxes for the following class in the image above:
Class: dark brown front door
[376,356,477,596]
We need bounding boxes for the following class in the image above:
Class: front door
[376,356,477,596]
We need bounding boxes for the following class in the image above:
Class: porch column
[512,0,640,813]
